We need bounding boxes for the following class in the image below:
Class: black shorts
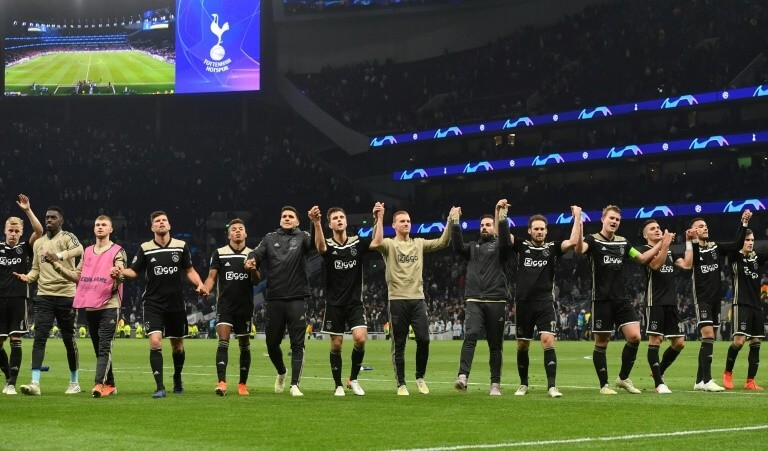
[143,305,188,338]
[216,312,253,337]
[732,305,765,338]
[0,296,28,336]
[591,299,639,333]
[515,300,556,340]
[645,305,684,337]
[695,301,720,328]
[321,303,367,335]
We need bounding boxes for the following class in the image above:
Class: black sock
[725,344,740,373]
[593,345,608,387]
[239,344,251,385]
[618,342,639,380]
[414,340,429,380]
[172,350,185,387]
[350,345,365,382]
[330,349,343,387]
[659,346,681,375]
[700,339,714,382]
[9,341,22,385]
[216,340,229,382]
[543,347,557,388]
[648,345,662,386]
[517,349,529,386]
[150,349,164,390]
[0,346,9,380]
[747,343,760,380]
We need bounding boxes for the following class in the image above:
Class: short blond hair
[5,217,23,228]
[602,205,621,218]
[95,215,112,224]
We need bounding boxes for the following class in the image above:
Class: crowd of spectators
[288,0,768,134]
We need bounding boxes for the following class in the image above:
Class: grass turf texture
[5,51,174,95]
[2,339,765,450]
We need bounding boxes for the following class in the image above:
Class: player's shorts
[695,301,720,328]
[0,297,28,336]
[321,303,367,335]
[591,299,639,333]
[645,305,684,337]
[143,305,188,338]
[216,312,253,337]
[515,300,556,340]
[732,304,765,338]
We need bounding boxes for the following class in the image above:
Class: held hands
[662,230,675,246]
[496,199,509,211]
[685,228,697,241]
[109,266,123,281]
[742,209,752,224]
[244,258,257,271]
[308,206,322,224]
[16,194,31,211]
[449,206,461,222]
[372,202,385,221]
[571,205,582,219]
[195,284,208,297]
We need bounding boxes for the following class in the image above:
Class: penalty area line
[390,425,768,451]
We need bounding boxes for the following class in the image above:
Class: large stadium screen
[3,0,260,96]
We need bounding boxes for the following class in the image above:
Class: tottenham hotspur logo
[204,13,232,73]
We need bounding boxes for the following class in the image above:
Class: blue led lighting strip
[371,85,768,148]
[393,129,767,181]
[356,198,767,237]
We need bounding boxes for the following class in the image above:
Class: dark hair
[746,228,754,236]
[326,207,345,222]
[47,206,64,217]
[281,206,299,217]
[150,211,167,222]
[640,219,658,237]
[689,217,705,228]
[228,218,244,228]
[480,214,494,223]
[528,214,547,228]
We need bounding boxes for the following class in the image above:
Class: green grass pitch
[1,338,766,449]
[5,50,174,95]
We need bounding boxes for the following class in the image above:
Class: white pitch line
[390,425,768,451]
[85,53,92,81]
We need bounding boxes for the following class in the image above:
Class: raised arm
[17,194,44,245]
[561,205,583,252]
[632,239,664,265]
[648,231,674,270]
[675,229,695,270]
[496,199,513,250]
[370,202,385,249]
[451,206,470,257]
[309,205,327,254]
[720,209,752,252]
[423,206,460,252]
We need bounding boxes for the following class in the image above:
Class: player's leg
[696,301,718,388]
[456,301,482,389]
[145,306,166,397]
[236,332,251,395]
[484,302,505,396]
[285,299,307,395]
[659,306,684,378]
[411,300,430,394]
[724,305,745,389]
[4,297,27,393]
[346,304,368,394]
[388,300,409,392]
[55,296,80,393]
[321,305,344,392]
[514,301,534,394]
[535,302,558,394]
[167,311,188,394]
[215,321,233,395]
[24,296,54,393]
[265,301,287,389]
[744,307,764,390]
[591,301,614,392]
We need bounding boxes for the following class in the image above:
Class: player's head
[150,211,170,236]
[392,210,411,235]
[527,214,548,244]
[641,219,661,242]
[227,218,247,244]
[601,205,621,235]
[94,215,113,240]
[479,214,495,238]
[689,217,708,240]
[326,207,347,232]
[4,216,23,246]
[45,206,64,234]
[743,229,754,253]
[280,206,299,230]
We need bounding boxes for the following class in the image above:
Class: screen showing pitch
[3,0,260,96]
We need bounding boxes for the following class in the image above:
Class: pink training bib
[73,243,124,308]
